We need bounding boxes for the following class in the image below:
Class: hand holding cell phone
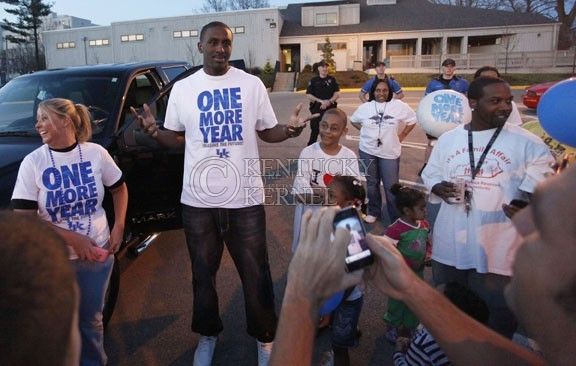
[510,199,529,209]
[92,246,110,263]
[333,207,374,272]
[502,199,529,219]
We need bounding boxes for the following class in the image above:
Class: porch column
[441,36,448,56]
[381,39,387,60]
[460,35,468,54]
[416,37,422,68]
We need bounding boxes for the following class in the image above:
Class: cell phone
[93,246,110,263]
[510,199,529,209]
[333,207,373,272]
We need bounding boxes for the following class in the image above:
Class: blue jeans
[358,149,400,223]
[72,255,114,366]
[182,204,277,342]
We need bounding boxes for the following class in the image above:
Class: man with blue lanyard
[421,77,554,339]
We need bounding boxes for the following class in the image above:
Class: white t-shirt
[12,143,123,259]
[291,142,362,251]
[350,99,417,159]
[164,67,278,208]
[507,101,522,126]
[292,142,362,195]
[421,124,554,275]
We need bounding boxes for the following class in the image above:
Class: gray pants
[432,260,517,338]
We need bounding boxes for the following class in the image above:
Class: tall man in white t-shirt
[421,77,554,338]
[133,21,312,366]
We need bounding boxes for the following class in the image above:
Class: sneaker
[319,350,334,366]
[257,340,273,366]
[363,215,377,224]
[385,326,398,343]
[193,335,217,366]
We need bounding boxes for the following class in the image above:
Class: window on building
[173,29,198,39]
[88,39,110,47]
[317,42,346,50]
[315,12,338,26]
[57,41,76,49]
[121,34,144,42]
[468,35,502,47]
[232,26,245,34]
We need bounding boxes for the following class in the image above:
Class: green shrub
[258,73,275,89]
[263,61,274,74]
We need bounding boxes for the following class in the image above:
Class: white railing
[388,50,576,70]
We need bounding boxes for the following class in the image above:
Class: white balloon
[416,90,472,138]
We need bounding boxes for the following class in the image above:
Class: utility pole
[83,36,88,65]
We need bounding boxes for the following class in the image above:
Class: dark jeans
[358,149,400,223]
[307,113,323,146]
[182,204,277,342]
[331,296,363,348]
[432,260,517,338]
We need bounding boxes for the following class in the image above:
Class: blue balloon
[319,291,344,316]
[537,78,576,148]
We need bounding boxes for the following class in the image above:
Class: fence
[389,50,576,71]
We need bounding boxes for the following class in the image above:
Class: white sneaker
[257,340,273,366]
[363,214,377,224]
[193,335,217,366]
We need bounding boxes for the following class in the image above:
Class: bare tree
[186,41,201,66]
[1,0,52,70]
[555,0,576,50]
[429,0,575,49]
[9,43,43,74]
[246,48,256,69]
[228,0,269,10]
[202,0,269,12]
[202,0,227,12]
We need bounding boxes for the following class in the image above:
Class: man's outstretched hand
[286,103,320,138]
[130,104,158,137]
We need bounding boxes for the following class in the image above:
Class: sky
[1,0,334,26]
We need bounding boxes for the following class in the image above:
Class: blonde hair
[38,98,92,142]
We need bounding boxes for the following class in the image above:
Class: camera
[333,207,374,272]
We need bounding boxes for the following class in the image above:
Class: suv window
[162,66,188,81]
[119,73,167,130]
[0,75,121,136]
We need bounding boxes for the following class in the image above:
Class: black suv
[0,61,193,323]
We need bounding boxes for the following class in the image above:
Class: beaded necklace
[374,102,388,147]
[47,142,91,237]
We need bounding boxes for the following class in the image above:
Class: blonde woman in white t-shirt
[350,79,418,225]
[12,98,128,366]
